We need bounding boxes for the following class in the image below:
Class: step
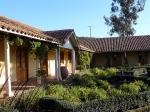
[12,85,36,91]
[0,91,7,99]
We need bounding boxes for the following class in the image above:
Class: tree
[104,0,146,37]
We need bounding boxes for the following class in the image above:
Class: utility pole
[88,26,91,38]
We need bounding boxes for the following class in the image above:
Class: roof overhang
[0,27,59,44]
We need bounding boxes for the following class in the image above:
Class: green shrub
[71,87,107,102]
[92,68,108,77]
[67,74,96,87]
[38,98,76,112]
[46,84,67,99]
[64,87,81,104]
[87,88,107,101]
[119,81,144,93]
[9,87,46,112]
[106,67,119,76]
[80,74,97,87]
[108,88,128,97]
[76,91,150,112]
[96,80,112,90]
[79,69,93,76]
[68,74,82,85]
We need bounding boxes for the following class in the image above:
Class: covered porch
[0,16,58,97]
[47,44,76,80]
[91,51,150,68]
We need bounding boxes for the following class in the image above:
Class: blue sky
[0,0,149,37]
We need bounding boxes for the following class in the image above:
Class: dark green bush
[76,92,150,112]
[68,74,97,87]
[80,74,97,87]
[38,97,76,112]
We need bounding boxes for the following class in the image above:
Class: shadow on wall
[0,63,4,78]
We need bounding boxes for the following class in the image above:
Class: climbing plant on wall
[7,35,51,70]
[78,51,93,70]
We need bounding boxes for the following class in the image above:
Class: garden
[1,67,150,112]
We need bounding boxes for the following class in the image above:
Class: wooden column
[4,37,13,97]
[55,48,59,80]
[72,49,76,74]
[55,47,62,81]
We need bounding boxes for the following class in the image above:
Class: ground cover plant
[1,67,150,112]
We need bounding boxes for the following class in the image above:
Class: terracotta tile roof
[44,29,75,45]
[0,16,56,42]
[78,36,150,53]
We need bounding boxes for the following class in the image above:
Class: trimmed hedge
[38,97,76,112]
[38,92,150,112]
[76,92,150,112]
[106,75,150,86]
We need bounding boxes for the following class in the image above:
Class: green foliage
[104,0,146,36]
[106,67,119,76]
[92,68,107,77]
[108,88,128,97]
[38,98,76,112]
[7,36,48,67]
[86,88,107,101]
[96,80,112,90]
[76,91,150,112]
[46,84,67,99]
[91,67,118,77]
[15,87,46,111]
[1,87,46,112]
[8,37,23,46]
[78,51,92,70]
[36,68,46,77]
[80,74,97,87]
[119,81,144,93]
[46,84,108,104]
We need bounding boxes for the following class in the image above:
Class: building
[0,16,77,97]
[78,36,150,68]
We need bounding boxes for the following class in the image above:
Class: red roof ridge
[0,16,42,32]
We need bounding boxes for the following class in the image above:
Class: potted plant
[36,69,46,84]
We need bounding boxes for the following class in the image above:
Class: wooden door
[16,47,28,82]
[48,51,56,78]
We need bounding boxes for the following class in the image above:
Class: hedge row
[38,91,150,112]
[76,92,150,112]
[38,98,76,112]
